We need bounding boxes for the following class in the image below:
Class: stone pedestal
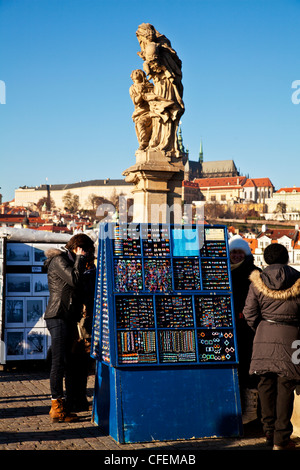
[123,150,184,223]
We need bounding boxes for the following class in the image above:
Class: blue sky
[1,0,300,203]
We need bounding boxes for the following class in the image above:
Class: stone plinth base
[123,150,184,223]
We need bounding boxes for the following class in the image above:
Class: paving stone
[1,363,299,452]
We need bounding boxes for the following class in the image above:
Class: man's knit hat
[263,243,289,265]
[228,235,251,255]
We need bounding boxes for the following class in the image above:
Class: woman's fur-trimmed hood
[44,248,65,270]
[45,248,63,259]
[249,265,300,300]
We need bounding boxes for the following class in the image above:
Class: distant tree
[36,196,55,211]
[86,191,131,220]
[85,193,114,218]
[62,191,80,213]
[274,202,287,214]
[87,193,111,211]
[245,208,260,218]
[204,202,227,220]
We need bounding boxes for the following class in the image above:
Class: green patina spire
[199,140,203,164]
[178,126,184,153]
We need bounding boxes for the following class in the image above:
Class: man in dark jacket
[243,243,300,450]
[44,233,95,422]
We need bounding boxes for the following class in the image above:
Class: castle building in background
[195,176,247,203]
[7,128,283,214]
[193,176,274,205]
[179,127,239,181]
[13,179,134,211]
[179,128,274,206]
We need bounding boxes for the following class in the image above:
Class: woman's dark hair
[65,233,94,254]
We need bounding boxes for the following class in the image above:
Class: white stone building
[13,179,134,211]
[252,228,300,270]
[241,178,274,203]
[264,187,300,216]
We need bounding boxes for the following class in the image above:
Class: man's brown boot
[49,398,78,423]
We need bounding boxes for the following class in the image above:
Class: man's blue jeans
[46,318,76,400]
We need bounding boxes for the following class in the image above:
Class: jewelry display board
[91,223,242,444]
[91,223,238,366]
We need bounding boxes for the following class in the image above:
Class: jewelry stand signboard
[91,223,242,443]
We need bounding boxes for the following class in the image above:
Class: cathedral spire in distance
[199,140,203,164]
[178,126,184,153]
[178,125,188,164]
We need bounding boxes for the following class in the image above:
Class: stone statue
[131,23,185,157]
[129,69,154,151]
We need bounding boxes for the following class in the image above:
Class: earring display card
[195,295,233,328]
[201,240,227,258]
[117,330,157,364]
[156,296,194,328]
[142,225,170,257]
[101,271,110,362]
[114,258,143,292]
[144,259,172,292]
[91,266,101,359]
[201,259,230,290]
[173,258,201,290]
[158,330,196,363]
[92,241,110,363]
[116,296,155,329]
[113,225,142,256]
[197,329,236,362]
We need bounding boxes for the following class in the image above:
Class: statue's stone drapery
[130,23,185,157]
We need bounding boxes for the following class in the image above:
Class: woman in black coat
[243,243,300,450]
[44,233,95,422]
[229,235,260,423]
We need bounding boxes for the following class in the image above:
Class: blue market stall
[91,223,242,443]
